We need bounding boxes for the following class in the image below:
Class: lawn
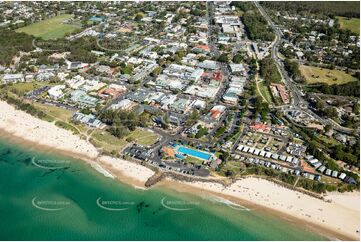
[184,156,204,165]
[258,81,274,103]
[126,128,160,147]
[91,130,128,154]
[33,102,74,121]
[317,135,341,147]
[300,65,358,85]
[336,16,360,35]
[55,120,79,135]
[2,81,53,97]
[16,14,81,40]
[218,161,243,177]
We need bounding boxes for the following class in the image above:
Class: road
[253,1,357,136]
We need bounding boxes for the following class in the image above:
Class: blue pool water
[177,146,211,161]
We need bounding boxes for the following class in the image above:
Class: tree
[259,57,282,83]
[242,11,275,41]
[217,53,229,63]
[108,125,129,138]
[134,13,144,21]
[225,170,233,177]
[284,59,305,83]
[232,53,243,63]
[324,124,332,133]
[186,110,200,127]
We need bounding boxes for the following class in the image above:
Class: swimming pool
[176,146,211,161]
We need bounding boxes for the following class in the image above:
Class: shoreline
[156,178,359,241]
[0,100,359,240]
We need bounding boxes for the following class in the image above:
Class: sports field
[336,16,360,35]
[299,65,358,85]
[16,14,81,40]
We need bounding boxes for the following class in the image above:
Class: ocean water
[0,138,326,241]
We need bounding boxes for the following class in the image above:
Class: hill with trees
[0,30,34,66]
[261,1,360,18]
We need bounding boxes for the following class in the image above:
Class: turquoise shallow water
[0,138,326,240]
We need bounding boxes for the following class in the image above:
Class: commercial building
[2,74,24,84]
[48,85,66,99]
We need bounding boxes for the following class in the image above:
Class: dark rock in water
[136,201,145,213]
[152,207,164,215]
[136,202,150,213]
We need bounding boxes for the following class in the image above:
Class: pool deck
[175,145,213,161]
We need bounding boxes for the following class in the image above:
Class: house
[331,170,339,178]
[338,173,347,180]
[318,165,326,173]
[344,176,357,185]
[325,169,332,176]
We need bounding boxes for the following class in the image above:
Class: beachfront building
[72,112,103,128]
[48,85,66,99]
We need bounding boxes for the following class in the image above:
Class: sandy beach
[0,101,155,185]
[164,178,359,240]
[0,100,359,240]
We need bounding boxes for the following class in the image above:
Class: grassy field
[32,102,74,121]
[16,14,81,40]
[1,81,53,97]
[300,65,358,85]
[258,81,274,103]
[91,130,128,154]
[126,128,160,147]
[184,156,204,165]
[217,160,244,177]
[336,16,360,35]
[90,127,159,154]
